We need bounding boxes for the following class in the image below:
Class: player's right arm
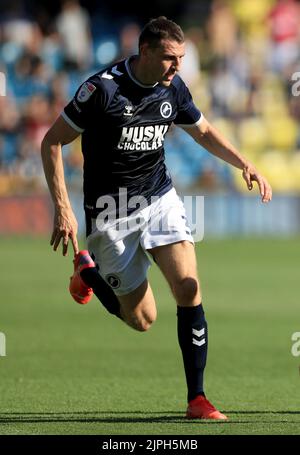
[173,75,272,203]
[181,117,272,203]
[41,115,80,256]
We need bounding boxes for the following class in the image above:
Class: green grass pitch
[0,236,299,435]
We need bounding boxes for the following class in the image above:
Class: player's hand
[242,164,272,203]
[50,208,79,256]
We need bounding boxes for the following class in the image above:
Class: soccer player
[41,16,272,420]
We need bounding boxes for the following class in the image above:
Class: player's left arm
[181,117,272,203]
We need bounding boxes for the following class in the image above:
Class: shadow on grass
[0,410,299,425]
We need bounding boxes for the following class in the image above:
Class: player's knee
[172,276,199,304]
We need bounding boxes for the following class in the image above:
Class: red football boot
[186,395,228,420]
[69,250,95,304]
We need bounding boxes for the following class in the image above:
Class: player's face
[142,40,185,86]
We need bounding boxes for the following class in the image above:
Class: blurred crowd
[0,0,300,196]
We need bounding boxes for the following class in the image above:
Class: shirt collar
[125,56,158,89]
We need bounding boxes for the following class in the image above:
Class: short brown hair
[139,16,185,49]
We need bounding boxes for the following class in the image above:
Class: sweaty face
[142,40,185,86]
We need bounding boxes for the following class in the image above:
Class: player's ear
[139,43,150,58]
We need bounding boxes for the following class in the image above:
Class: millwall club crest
[105,274,121,289]
[160,101,172,119]
[77,82,96,103]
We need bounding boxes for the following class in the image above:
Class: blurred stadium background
[0,0,300,436]
[0,0,300,236]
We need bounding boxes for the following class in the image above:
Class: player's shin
[177,304,207,402]
[80,268,122,319]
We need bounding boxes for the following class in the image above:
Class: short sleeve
[62,79,103,132]
[173,77,202,127]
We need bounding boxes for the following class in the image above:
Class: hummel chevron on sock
[177,304,207,402]
[80,268,122,319]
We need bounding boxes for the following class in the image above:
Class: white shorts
[87,188,194,296]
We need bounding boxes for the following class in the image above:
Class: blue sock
[81,268,122,319]
[177,304,207,402]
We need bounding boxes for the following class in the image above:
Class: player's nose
[174,57,181,70]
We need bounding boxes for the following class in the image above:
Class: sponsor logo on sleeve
[77,82,96,103]
[72,99,82,112]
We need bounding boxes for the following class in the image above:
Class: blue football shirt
[62,57,202,216]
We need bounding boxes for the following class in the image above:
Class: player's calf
[118,280,157,332]
[122,307,157,332]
